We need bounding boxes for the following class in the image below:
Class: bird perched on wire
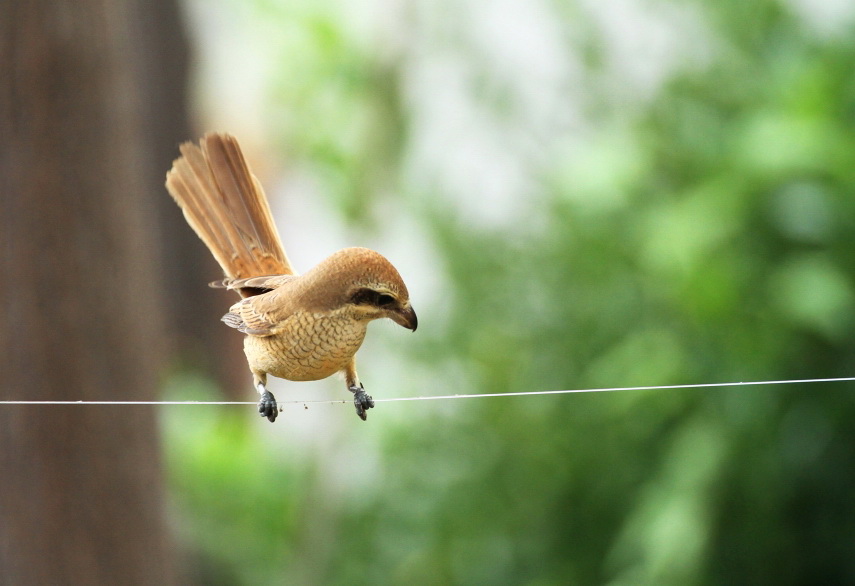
[165,133,417,422]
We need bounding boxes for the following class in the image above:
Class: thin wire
[1,376,853,406]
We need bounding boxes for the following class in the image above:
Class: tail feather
[165,133,294,286]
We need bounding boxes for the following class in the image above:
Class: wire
[1,376,853,406]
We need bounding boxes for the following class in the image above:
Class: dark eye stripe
[350,288,395,307]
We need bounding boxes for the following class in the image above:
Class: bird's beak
[391,305,418,331]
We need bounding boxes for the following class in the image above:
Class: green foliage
[168,0,855,583]
[163,374,312,584]
[251,0,404,222]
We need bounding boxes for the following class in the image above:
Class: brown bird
[165,133,417,422]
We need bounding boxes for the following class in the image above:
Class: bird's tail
[165,133,294,290]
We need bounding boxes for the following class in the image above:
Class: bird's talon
[349,384,374,421]
[258,389,278,423]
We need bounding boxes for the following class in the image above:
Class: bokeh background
[3,0,855,584]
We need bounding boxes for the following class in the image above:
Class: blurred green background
[166,0,855,584]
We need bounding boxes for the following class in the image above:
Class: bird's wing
[221,287,299,337]
[210,274,298,293]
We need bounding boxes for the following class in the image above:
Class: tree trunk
[0,1,181,583]
[134,0,250,396]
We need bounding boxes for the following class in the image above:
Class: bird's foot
[348,383,374,421]
[257,384,278,423]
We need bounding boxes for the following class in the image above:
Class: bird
[165,133,417,422]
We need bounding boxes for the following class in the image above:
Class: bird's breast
[243,311,368,381]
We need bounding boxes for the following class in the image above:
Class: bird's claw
[349,384,374,421]
[258,389,278,423]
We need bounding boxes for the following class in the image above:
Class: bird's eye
[350,288,396,307]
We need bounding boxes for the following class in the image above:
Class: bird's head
[303,247,417,331]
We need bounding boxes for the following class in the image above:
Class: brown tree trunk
[0,1,181,583]
[133,0,250,397]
